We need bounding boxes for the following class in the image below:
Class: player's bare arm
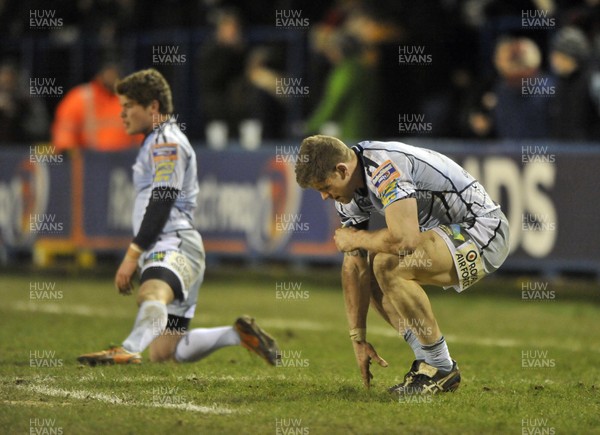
[334,198,421,256]
[115,243,143,294]
[341,249,370,331]
[341,249,388,388]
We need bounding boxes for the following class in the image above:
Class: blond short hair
[115,68,173,114]
[295,135,354,188]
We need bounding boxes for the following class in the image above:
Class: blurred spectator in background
[304,33,378,141]
[548,26,599,140]
[561,0,600,43]
[245,47,286,139]
[426,68,490,139]
[461,73,497,139]
[308,0,369,106]
[51,61,141,152]
[491,36,551,139]
[0,63,49,143]
[197,8,249,140]
[466,93,497,139]
[342,5,403,139]
[3,0,600,144]
[308,2,403,139]
[484,0,557,20]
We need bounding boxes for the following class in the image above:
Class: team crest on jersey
[372,160,401,194]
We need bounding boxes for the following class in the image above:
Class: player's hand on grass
[334,227,358,252]
[115,256,137,295]
[352,341,388,388]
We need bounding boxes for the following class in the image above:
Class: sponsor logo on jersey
[437,224,484,291]
[152,143,179,183]
[381,184,401,207]
[372,160,400,193]
[372,160,402,207]
[454,242,484,291]
[152,142,178,161]
[466,250,478,262]
[154,161,176,183]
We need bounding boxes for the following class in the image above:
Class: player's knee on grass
[149,334,183,362]
[136,279,175,306]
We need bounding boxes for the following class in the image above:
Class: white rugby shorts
[139,229,205,318]
[432,208,510,292]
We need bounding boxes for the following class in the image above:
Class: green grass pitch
[1,269,599,434]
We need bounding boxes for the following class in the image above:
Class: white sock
[421,336,453,373]
[174,326,241,362]
[403,329,427,361]
[122,301,168,354]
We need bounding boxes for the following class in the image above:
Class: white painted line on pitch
[367,325,600,352]
[9,301,132,318]
[77,373,282,384]
[443,334,520,348]
[8,301,599,354]
[367,326,522,347]
[19,384,235,415]
[261,318,335,331]
[1,399,70,408]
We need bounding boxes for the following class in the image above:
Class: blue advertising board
[1,142,599,275]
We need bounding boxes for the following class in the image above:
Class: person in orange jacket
[52,62,142,152]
